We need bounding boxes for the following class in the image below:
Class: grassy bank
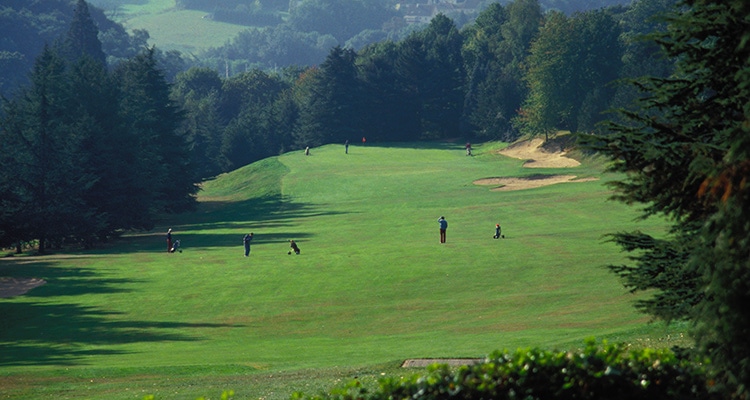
[95,0,248,53]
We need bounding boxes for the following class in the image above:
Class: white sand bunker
[476,137,598,191]
[0,277,46,298]
[499,138,580,168]
[474,175,598,191]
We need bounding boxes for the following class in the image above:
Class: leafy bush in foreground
[294,340,716,400]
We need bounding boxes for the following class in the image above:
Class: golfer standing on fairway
[243,232,253,257]
[438,216,448,243]
[166,228,173,253]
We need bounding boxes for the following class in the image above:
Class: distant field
[0,140,686,399]
[93,0,249,52]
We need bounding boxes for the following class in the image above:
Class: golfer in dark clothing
[494,224,502,239]
[166,228,173,252]
[438,216,448,243]
[243,233,253,256]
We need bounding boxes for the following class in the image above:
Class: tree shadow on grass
[187,194,350,227]
[0,302,234,366]
[0,259,242,366]
[117,194,353,252]
[0,258,138,298]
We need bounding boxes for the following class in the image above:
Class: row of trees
[178,0,632,53]
[178,0,676,178]
[195,0,632,72]
[0,1,197,252]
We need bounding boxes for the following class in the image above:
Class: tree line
[179,0,675,177]
[194,0,631,73]
[0,0,197,252]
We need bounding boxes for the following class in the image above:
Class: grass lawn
[95,0,249,53]
[0,140,686,399]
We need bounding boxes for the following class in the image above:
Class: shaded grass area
[0,141,682,399]
[0,258,240,368]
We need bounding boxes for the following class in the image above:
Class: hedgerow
[293,339,717,400]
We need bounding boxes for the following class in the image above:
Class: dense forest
[0,0,198,252]
[3,0,632,97]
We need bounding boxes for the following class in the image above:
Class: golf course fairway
[0,140,685,399]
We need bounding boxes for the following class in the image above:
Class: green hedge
[293,340,717,400]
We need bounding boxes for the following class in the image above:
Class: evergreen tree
[294,46,362,147]
[114,48,198,216]
[392,35,428,141]
[417,14,465,139]
[61,0,107,66]
[68,56,146,239]
[0,101,33,251]
[358,41,419,142]
[390,15,465,140]
[570,9,624,132]
[584,0,750,396]
[0,46,86,253]
[173,67,225,178]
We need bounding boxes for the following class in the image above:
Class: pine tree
[67,56,147,239]
[0,46,86,253]
[416,14,465,139]
[114,48,197,216]
[62,0,107,65]
[294,46,362,147]
[584,0,750,396]
[358,41,419,142]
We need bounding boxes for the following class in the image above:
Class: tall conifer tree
[294,46,362,147]
[62,0,107,66]
[115,48,197,216]
[0,46,87,253]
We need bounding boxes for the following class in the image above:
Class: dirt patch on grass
[401,358,483,368]
[499,137,580,168]
[474,175,598,191]
[0,277,46,298]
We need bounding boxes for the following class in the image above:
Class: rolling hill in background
[87,0,633,54]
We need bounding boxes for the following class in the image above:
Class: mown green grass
[0,141,686,399]
[102,0,249,53]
